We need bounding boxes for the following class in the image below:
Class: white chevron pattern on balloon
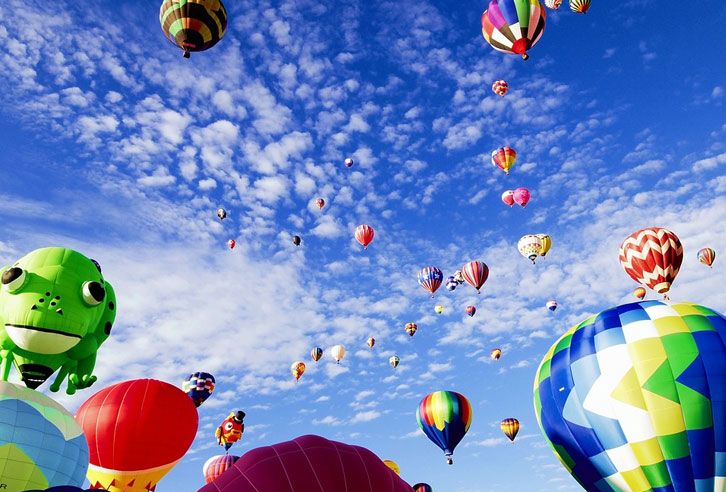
[619,228,683,293]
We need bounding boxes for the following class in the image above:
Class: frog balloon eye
[1,267,26,292]
[82,281,105,306]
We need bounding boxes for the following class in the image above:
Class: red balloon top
[75,379,199,471]
[197,434,414,492]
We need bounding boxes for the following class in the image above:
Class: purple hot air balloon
[197,435,413,492]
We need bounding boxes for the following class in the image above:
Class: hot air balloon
[546,299,557,312]
[0,382,89,491]
[619,227,683,298]
[227,239,235,249]
[182,372,215,407]
[406,322,418,337]
[331,345,345,364]
[434,304,444,314]
[490,348,502,360]
[217,208,226,220]
[355,225,375,249]
[418,266,444,297]
[383,459,400,475]
[413,484,433,492]
[461,260,489,294]
[698,247,716,268]
[502,190,515,207]
[197,435,415,492]
[454,270,465,284]
[344,157,354,168]
[215,411,245,452]
[367,337,375,348]
[291,361,305,382]
[311,347,323,361]
[633,286,646,300]
[481,0,546,60]
[466,305,476,317]
[292,235,301,246]
[500,418,520,442]
[389,356,400,369]
[545,0,561,7]
[417,391,472,465]
[513,187,530,207]
[315,198,325,209]
[159,0,228,58]
[446,276,458,291]
[75,379,198,492]
[491,146,517,174]
[203,454,239,484]
[492,79,509,96]
[518,234,543,263]
[570,0,590,13]
[534,300,726,492]
[536,233,551,257]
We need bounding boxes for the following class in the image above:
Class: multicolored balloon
[217,208,226,220]
[502,190,515,207]
[490,348,502,360]
[75,379,198,492]
[316,198,325,209]
[434,304,444,314]
[418,266,444,297]
[518,235,543,263]
[446,276,457,291]
[481,0,546,60]
[534,301,726,492]
[536,233,551,257]
[311,347,323,361]
[215,411,245,452]
[389,356,400,369]
[406,322,418,337]
[570,0,590,13]
[633,286,646,300]
[546,299,557,312]
[331,345,345,364]
[182,372,215,407]
[492,79,509,96]
[545,0,561,8]
[500,418,519,442]
[454,270,465,284]
[344,157,354,168]
[417,391,472,464]
[203,454,239,484]
[355,225,375,249]
[382,459,400,476]
[293,235,301,246]
[367,337,375,348]
[619,227,683,296]
[413,484,433,492]
[159,0,227,58]
[227,239,235,249]
[491,146,517,174]
[0,381,89,491]
[291,361,305,382]
[461,260,489,294]
[697,247,716,268]
[513,187,530,207]
[466,305,476,317]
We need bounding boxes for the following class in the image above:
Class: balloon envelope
[534,301,726,492]
[389,356,400,369]
[466,306,476,317]
[196,435,414,492]
[481,0,546,60]
[203,455,239,484]
[406,322,418,337]
[697,247,716,268]
[502,190,515,207]
[500,418,519,441]
[461,260,489,293]
[382,460,400,476]
[513,187,530,207]
[0,381,89,491]
[355,225,375,248]
[291,361,305,381]
[416,391,472,464]
[491,146,517,174]
[546,300,557,312]
[490,348,502,360]
[413,484,433,492]
[633,287,646,300]
[492,80,508,96]
[331,345,345,363]
[570,0,590,13]
[418,267,444,297]
[182,371,216,407]
[311,347,323,361]
[159,0,227,58]
[75,379,198,492]
[619,227,683,294]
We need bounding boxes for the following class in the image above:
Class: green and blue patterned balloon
[534,301,726,491]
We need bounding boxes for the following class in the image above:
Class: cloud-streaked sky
[1,0,726,490]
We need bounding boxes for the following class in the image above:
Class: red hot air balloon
[502,190,515,207]
[461,261,489,294]
[75,379,199,492]
[355,224,375,249]
[492,80,508,96]
[196,435,414,492]
[619,227,683,298]
[513,187,530,207]
[203,455,239,484]
[316,198,325,209]
[227,239,235,249]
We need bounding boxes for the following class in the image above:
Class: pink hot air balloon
[355,224,375,249]
[513,187,530,207]
[501,190,515,207]
[196,435,413,492]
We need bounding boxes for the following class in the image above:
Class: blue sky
[1,0,726,490]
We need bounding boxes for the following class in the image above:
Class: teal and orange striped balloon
[159,0,227,58]
[416,391,472,464]
[697,247,716,268]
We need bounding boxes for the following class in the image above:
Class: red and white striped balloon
[355,224,375,249]
[619,227,683,295]
[461,261,489,294]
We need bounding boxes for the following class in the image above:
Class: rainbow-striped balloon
[697,247,716,268]
[416,391,472,464]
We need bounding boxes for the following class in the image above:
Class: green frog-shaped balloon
[0,247,116,394]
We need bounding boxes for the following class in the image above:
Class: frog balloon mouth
[5,324,82,354]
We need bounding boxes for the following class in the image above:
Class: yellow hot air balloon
[291,361,305,382]
[382,459,400,476]
[536,234,551,258]
[331,345,345,364]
